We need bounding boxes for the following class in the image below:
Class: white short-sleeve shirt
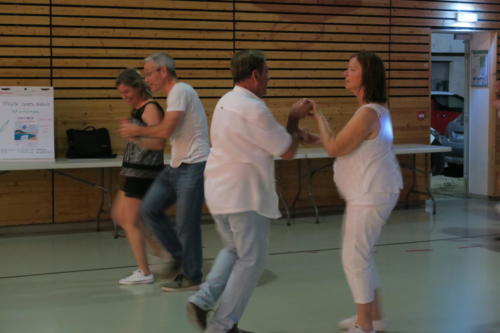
[204,86,292,219]
[166,82,210,167]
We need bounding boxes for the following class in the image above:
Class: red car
[431,91,464,135]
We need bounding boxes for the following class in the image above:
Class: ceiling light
[456,12,478,23]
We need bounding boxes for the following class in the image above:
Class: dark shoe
[186,302,207,331]
[167,258,183,278]
[172,258,182,273]
[227,323,255,333]
[161,274,200,292]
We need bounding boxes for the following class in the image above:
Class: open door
[466,31,498,197]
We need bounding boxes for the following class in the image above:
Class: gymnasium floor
[1,197,499,333]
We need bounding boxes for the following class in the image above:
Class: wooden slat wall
[0,0,52,224]
[1,0,500,225]
[233,0,425,207]
[50,0,234,154]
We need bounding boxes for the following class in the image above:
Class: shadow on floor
[431,175,465,198]
[470,321,500,333]
[440,227,500,252]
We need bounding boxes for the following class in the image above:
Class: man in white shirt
[119,52,209,291]
[186,50,311,333]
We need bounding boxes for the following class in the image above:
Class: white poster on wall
[0,87,54,160]
[471,50,489,87]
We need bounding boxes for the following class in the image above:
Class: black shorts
[121,177,155,199]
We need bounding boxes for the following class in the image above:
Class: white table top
[0,144,452,171]
[294,144,451,160]
[0,156,124,171]
[0,155,173,171]
[393,144,451,155]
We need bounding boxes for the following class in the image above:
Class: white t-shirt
[204,86,292,219]
[167,82,210,167]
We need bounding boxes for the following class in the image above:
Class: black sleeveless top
[120,101,165,179]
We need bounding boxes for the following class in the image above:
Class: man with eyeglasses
[119,52,209,292]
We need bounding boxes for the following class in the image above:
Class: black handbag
[66,126,116,158]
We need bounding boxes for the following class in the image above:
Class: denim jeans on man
[189,211,270,333]
[141,161,205,284]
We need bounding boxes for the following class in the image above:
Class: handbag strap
[82,126,97,131]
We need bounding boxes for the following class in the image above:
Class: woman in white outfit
[309,51,402,333]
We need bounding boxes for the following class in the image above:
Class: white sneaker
[338,315,385,331]
[119,269,154,285]
[347,324,375,333]
[495,203,500,215]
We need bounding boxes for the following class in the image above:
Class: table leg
[276,178,292,226]
[106,168,119,238]
[404,153,437,215]
[405,154,416,209]
[53,169,112,232]
[96,168,105,231]
[424,153,437,215]
[96,168,117,233]
[51,170,55,224]
[306,158,320,224]
[290,159,302,218]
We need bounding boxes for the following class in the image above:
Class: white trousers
[189,211,270,333]
[341,193,398,304]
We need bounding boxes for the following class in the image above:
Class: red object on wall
[431,92,463,134]
[417,111,425,120]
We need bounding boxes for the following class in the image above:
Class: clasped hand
[289,99,321,145]
[118,120,140,140]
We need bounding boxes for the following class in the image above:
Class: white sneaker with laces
[119,269,154,285]
[347,324,375,333]
[338,315,385,331]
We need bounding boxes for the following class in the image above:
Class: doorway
[430,31,498,198]
[430,32,466,198]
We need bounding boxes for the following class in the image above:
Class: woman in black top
[113,68,165,285]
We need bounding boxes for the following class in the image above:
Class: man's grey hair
[145,52,177,78]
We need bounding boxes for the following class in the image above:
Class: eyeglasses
[143,68,161,78]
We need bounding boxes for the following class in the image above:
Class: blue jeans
[141,162,205,284]
[189,211,270,333]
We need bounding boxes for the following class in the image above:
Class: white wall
[431,33,465,96]
[432,55,465,96]
[432,33,466,53]
[467,32,496,196]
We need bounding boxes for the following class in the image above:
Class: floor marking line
[1,233,499,280]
